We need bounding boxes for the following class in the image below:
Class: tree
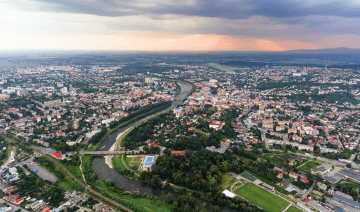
[213,205,221,212]
[165,193,173,204]
[346,163,352,169]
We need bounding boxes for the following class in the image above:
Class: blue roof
[4,174,12,179]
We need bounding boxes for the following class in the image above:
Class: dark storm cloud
[23,0,360,19]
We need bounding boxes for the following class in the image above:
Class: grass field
[299,161,321,173]
[220,173,236,190]
[126,156,143,167]
[112,155,140,179]
[286,206,302,212]
[235,183,289,212]
[235,155,253,164]
[207,63,240,73]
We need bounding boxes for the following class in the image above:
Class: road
[301,181,316,201]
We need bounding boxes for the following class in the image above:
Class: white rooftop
[222,189,236,198]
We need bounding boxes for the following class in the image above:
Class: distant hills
[286,47,360,54]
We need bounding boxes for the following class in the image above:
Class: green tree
[347,163,352,169]
[213,205,221,212]
[165,193,173,204]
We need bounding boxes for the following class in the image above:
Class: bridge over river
[79,151,140,155]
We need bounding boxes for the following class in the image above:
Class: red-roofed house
[41,207,50,212]
[15,197,24,205]
[289,172,299,179]
[300,177,309,183]
[171,151,186,156]
[50,152,62,159]
[304,199,310,204]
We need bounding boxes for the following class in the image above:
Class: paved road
[301,181,316,201]
[43,154,133,212]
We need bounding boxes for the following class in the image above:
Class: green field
[207,63,240,73]
[220,173,236,190]
[126,156,143,167]
[112,155,140,179]
[235,183,289,212]
[299,161,321,173]
[286,206,302,212]
[126,156,133,164]
[133,157,142,162]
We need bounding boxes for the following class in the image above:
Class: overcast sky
[1,0,360,51]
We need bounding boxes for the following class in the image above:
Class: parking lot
[27,162,59,183]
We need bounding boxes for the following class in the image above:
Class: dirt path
[79,155,86,183]
[44,155,133,212]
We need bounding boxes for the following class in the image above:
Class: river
[92,82,236,211]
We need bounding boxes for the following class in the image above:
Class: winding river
[92,82,235,211]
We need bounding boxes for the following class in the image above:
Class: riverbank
[105,82,191,172]
[104,127,133,169]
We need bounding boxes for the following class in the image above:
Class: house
[317,182,327,191]
[312,164,332,175]
[15,197,24,205]
[274,167,283,172]
[171,151,186,156]
[300,177,309,183]
[50,152,62,159]
[289,172,299,179]
[9,167,18,175]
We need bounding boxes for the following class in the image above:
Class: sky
[1,0,360,51]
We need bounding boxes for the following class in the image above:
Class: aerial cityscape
[2,0,360,212]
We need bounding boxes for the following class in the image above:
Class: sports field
[286,206,302,212]
[235,183,289,212]
[126,156,143,166]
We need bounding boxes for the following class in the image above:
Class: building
[323,174,344,184]
[334,191,360,209]
[339,169,360,184]
[15,198,24,205]
[50,152,62,159]
[317,182,327,191]
[17,89,28,96]
[171,151,186,156]
[0,94,10,101]
[312,164,332,175]
[222,190,236,198]
[289,172,299,179]
[9,167,18,175]
[260,182,275,192]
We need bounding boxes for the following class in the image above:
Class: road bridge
[79,151,140,155]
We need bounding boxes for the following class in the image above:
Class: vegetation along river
[91,82,235,211]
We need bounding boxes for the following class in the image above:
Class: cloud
[0,32,318,51]
[1,0,360,50]
[14,0,360,20]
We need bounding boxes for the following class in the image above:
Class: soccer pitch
[235,183,289,212]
